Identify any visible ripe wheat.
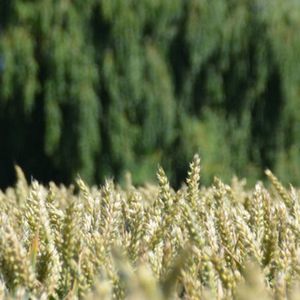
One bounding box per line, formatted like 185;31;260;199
0;156;300;299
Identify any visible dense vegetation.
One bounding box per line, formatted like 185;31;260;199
1;156;300;299
1;0;300;187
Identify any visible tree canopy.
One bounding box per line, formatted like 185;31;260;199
1;0;300;187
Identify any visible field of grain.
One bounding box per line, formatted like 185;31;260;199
0;156;300;299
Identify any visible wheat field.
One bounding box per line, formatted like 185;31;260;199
0;156;300;299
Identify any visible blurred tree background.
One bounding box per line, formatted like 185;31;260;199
1;0;300;188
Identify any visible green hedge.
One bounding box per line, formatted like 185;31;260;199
1;0;300;186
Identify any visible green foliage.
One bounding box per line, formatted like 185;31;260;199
1;0;300;186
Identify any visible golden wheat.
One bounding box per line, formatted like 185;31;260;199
0;157;299;299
